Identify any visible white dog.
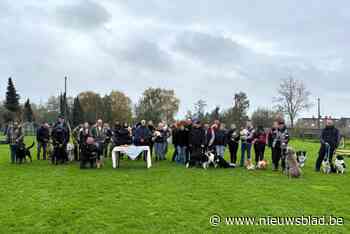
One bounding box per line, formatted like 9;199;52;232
321;159;332;174
66;143;75;162
335;155;346;174
245;159;255;170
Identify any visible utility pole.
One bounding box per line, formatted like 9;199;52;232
317;97;321;129
64;76;67;95
64;76;72;132
64;76;67;120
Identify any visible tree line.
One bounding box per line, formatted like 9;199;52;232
0;76;312;129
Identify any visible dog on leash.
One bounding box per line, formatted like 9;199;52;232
335;155;346;174
46;141;54;160
256;160;268;170
16;142;35;164
245;159;255;170
66;143;75;162
321;158;332;174
202;151;215;169
296;151;307;168
203;150;235;169
286;148;301;178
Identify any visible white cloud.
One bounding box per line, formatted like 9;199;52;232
1;0;350;118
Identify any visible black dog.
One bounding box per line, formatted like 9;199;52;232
16;142;35;164
212;154;236;168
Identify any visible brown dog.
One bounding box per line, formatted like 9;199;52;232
286;148;301;178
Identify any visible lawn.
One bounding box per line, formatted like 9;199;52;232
0;137;349;234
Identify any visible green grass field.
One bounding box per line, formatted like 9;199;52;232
0;137;349;234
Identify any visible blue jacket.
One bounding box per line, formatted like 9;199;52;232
134;126;151;145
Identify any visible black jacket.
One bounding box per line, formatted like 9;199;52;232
270;127;289;149
81;143;98;160
52;123;69;145
134;126;152;145
213;129;227;146
189;126;205;147
153;129;168;143
227;129;240;145
113;127;132;146
321;126;340;147
174;129;189;147
36;126;50;143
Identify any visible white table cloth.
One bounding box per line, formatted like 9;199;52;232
112;145;152;168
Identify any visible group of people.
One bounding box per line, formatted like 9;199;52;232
4;114;342;172
171;119;289;171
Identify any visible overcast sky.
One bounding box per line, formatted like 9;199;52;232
1;0;349;118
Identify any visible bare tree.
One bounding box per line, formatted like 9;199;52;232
274;76;312;128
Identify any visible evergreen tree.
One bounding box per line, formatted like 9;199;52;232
5;77;20;113
59;93;69;119
72;97;84;127
23;98;35;122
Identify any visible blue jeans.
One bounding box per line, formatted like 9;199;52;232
155;142;167;160
240;143;252;167
37;142;47;160
10;144;17;163
176;146;187;164
216;145;226;158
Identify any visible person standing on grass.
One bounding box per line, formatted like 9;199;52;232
240;121;254;167
252;125;267;166
52;116;70;164
209;122;228;158
203;123;210;149
227;124;240;164
111;122;122;148
110;122;132;160
134;120;152;160
91;119;107;168
175;121;189;164
171;123;179;162
153;122;168;160
148;121;155;157
36;122;50;160
103;123;113;158
268;120;289;171
189;120;206;161
267;121;278;169
72;124;83;161
185;119;193;163
315;118;340;172
7;121;24;163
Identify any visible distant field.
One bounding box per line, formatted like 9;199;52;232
0;137;349;233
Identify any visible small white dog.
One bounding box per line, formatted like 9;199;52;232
321;159;332;174
256;160;268;170
335;155;346;174
245;159;255;170
66;143;75;161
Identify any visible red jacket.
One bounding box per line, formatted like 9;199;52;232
253;132;267;145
